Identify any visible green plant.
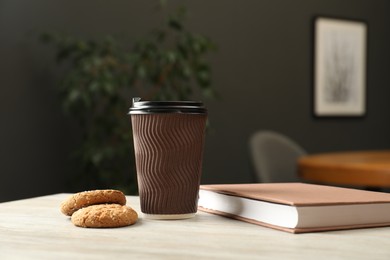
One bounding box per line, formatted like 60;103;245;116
41;5;216;194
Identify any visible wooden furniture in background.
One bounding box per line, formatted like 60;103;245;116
298;150;390;188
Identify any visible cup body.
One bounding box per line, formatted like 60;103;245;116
129;99;207;219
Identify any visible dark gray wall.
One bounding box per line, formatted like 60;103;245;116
1;0;390;201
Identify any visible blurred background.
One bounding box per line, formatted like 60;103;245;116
1;0;390;202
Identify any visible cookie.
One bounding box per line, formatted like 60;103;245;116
60;189;126;216
71;204;138;228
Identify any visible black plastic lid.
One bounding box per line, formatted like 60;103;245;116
128;97;207;115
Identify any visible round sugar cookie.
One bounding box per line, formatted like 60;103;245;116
71;204;138;228
60;189;126;216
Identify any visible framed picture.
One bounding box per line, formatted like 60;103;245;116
313;17;368;117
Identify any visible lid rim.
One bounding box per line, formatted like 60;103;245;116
129;98;207;115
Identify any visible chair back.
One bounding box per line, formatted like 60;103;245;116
249;131;306;183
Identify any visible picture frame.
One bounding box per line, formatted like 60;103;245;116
313;17;368;117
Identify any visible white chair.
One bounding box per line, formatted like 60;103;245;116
249;131;307;183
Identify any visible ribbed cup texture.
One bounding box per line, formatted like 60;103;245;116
131;114;207;215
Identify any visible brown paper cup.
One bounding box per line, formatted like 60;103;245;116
129;99;207;219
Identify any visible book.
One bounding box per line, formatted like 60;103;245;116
197;183;390;233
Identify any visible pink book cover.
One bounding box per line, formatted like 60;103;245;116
198;183;390;233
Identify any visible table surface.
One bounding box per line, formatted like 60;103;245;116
298;150;390;187
1;194;390;259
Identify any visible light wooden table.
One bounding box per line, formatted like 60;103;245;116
298;150;390;188
1;194;390;259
